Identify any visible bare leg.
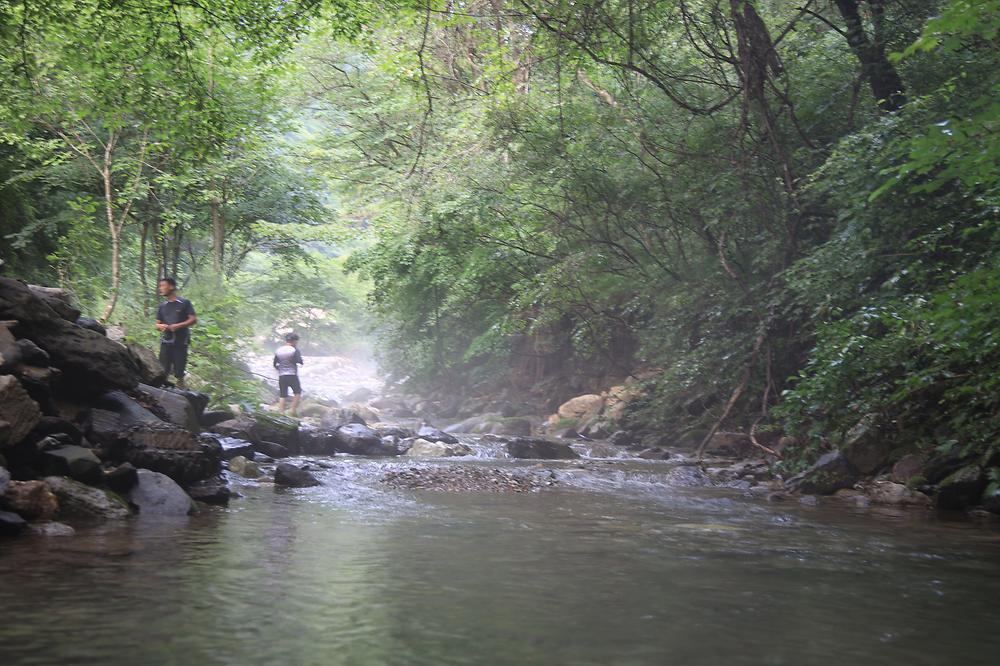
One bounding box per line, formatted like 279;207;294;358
289;395;300;417
278;397;286;414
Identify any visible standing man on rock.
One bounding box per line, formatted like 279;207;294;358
273;332;304;416
155;277;197;389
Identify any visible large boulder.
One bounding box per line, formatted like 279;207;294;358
43;476;131;520
505;437;580;460
299;428;338;455
94;390;161;428
417;425;459;445
210;416;256;441
120;425;221;486
138;384;199;432
333;423;400;456
274;462;321;488
321;407;368;430
249;412;300;451
27;285;80;322
127;469;196;516
83;408;125;449
0;279;140;392
404;438;473;457
557;394;604;421
214;436;256;461
936;465;987;510
841;414;893;474
3;479;59;520
0;375;42;448
125;341;167;387
255;441;290;459
785;450;858;495
866;481;932;507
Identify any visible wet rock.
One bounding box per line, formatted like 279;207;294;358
125;341;166;387
215;436;256;461
127;469;196;516
228;455;261;479
29;521;75;537
381;466;554;493
121;424;221;485
210;417;256;441
416;425;459;445
664;465;712;487
841;414;892;474
866;481;932;507
43;476;131;520
74;317;104;335
187;475;232;506
274;462;321;488
609;430;635;447
298;428;338;455
784;450;858;495
334;423;400;456
102;463;139;493
372;424;417;440
249;412;300;451
321;407;368;430
255;441;290;459
637;447;671;460
549;426;579;440
0;374;42;448
936;465;987;510
3;479;59;520
404;438;472;457
891;454;927;484
200;410;235;428
0;509;28;535
505;437;580;460
138;384;199;432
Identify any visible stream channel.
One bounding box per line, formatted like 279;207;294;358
1;358;999;665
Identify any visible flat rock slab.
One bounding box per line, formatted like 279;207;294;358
381;466;556;493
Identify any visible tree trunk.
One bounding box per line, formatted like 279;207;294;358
100;166;121;322
211;193;224;278
832;0;906;112
140;217;149;316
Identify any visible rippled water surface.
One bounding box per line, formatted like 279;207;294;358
2;453;1000;666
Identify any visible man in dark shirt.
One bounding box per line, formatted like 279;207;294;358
155;277;197;389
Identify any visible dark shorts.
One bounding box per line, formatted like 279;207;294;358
279;375;302;397
159;343;189;379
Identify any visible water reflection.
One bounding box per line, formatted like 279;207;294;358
1;463;999;665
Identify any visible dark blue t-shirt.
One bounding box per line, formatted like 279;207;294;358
156;297;196;346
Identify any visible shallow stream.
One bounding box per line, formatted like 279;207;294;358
2;447;999;665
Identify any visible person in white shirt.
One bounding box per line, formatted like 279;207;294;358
273;332;304;416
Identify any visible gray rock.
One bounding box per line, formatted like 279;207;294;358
249;412;300;451
228;455;261;479
665;465;711;487
255;441;290;459
867;481;932;507
417;425;459;445
102;463;139;493
298;428;338;455
505;437;580;460
15;338;49;366
0;375;42;448
187;475;232;506
43;476;131;520
936;465;987;510
0;509;28;535
334;423;400;456
84;408;124;448
29;521;76;537
74;316;105;334
890;454;926;484
26;284;80;321
274;462;321;488
609;430;634;446
28;416;84;446
138;383;199;432
0;466;9;496
343;387;375;403
41;445;102;484
200;410;235;428
94;390;161;428
404;438;472;457
215;436;255;461
121;424;221;485
127;469;196;516
210;417;256;441
126;342;167;387
785;450;858;495
841;414;892;474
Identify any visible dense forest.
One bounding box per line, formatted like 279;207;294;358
1;0;998;481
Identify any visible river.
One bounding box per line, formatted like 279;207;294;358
1;445;999;665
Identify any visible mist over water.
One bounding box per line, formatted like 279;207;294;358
246;353;383;404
